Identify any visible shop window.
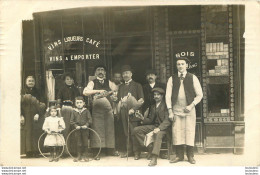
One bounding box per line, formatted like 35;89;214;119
111;36;152;84
112;8;150;33
168;6;201;31
42;15;63;70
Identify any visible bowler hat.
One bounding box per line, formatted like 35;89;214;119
145;69;157;76
121;65;132;73
176;57;190;63
152;87;165;94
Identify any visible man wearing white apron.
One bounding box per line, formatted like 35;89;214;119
166;57;203;164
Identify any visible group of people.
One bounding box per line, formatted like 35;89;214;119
20;57;203;166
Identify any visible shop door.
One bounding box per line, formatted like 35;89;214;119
111;36;152;85
171;35;204;150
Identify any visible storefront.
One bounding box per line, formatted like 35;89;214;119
21;5;245;153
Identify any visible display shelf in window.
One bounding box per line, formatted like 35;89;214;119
206;42;229;77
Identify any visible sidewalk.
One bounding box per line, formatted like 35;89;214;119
20;153;249;166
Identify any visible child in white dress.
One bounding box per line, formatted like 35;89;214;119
42;106;65;162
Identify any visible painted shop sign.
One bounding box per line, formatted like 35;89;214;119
45;36;102;62
175;51;198;69
172;36;201;76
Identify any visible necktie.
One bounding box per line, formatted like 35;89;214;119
180;73;184;80
99;80;104;84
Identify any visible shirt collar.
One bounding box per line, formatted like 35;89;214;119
125;79;132;84
74;108;87;113
97;77;105;81
178;71;187;77
156;101;161;108
149;82;155;88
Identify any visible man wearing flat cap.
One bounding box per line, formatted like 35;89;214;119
117;65;144;158
133;87;171;166
142;69;166;115
83;65;117;160
166;57;203;164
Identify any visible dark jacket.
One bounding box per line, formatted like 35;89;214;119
142;82;166;111
57;84;80;108
142;100;171;131
70;108;92;128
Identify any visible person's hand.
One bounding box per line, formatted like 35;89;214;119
168;109;175;122
81;125;88;129
34;114;39;121
76;126;81;130
121;96;128;103
129;109;135;115
184;104;193;113
57;108;61;112
20;115;25;125
153;128;160;134
110;95;118;102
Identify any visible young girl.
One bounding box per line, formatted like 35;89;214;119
42;106;66;162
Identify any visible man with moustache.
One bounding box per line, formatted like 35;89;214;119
143;69;166;114
117;65;144;158
83;65;117;160
133;87;171;166
166;57;203;164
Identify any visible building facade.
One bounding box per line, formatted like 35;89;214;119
22;5;245;153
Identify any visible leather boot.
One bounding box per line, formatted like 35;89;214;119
187;146;196;164
170;145;184;163
148;155;157;166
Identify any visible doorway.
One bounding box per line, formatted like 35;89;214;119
111;35;152;85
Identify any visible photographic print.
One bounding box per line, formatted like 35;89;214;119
0;0;260;169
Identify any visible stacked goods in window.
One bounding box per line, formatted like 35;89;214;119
206;42;229;76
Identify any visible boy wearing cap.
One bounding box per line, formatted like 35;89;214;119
142;69;166;114
133;87;171;166
166;57;203;164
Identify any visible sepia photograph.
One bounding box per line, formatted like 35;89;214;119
0;0;260;172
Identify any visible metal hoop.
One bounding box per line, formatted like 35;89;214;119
66;128;101;160
38;132;65;159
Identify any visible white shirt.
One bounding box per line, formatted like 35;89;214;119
150;82;155;88
83;78;118;96
165;71;203;109
125;79;132;85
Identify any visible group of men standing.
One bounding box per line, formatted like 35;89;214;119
82;57;203;166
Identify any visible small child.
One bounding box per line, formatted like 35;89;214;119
70;96;92;162
42;106;65;162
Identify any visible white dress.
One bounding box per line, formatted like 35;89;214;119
42;116;66;147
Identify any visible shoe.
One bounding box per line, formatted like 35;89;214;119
94;156;100;160
120;152;134;158
73;154;82;162
169;157;183;163
160;152;168;159
54;158;59;162
134;153;140;160
148;157;157;166
113;151;120;156
188;156;196;164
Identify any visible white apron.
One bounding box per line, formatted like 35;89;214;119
172;80;196;146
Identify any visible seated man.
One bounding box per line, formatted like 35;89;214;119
133;87;171;166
